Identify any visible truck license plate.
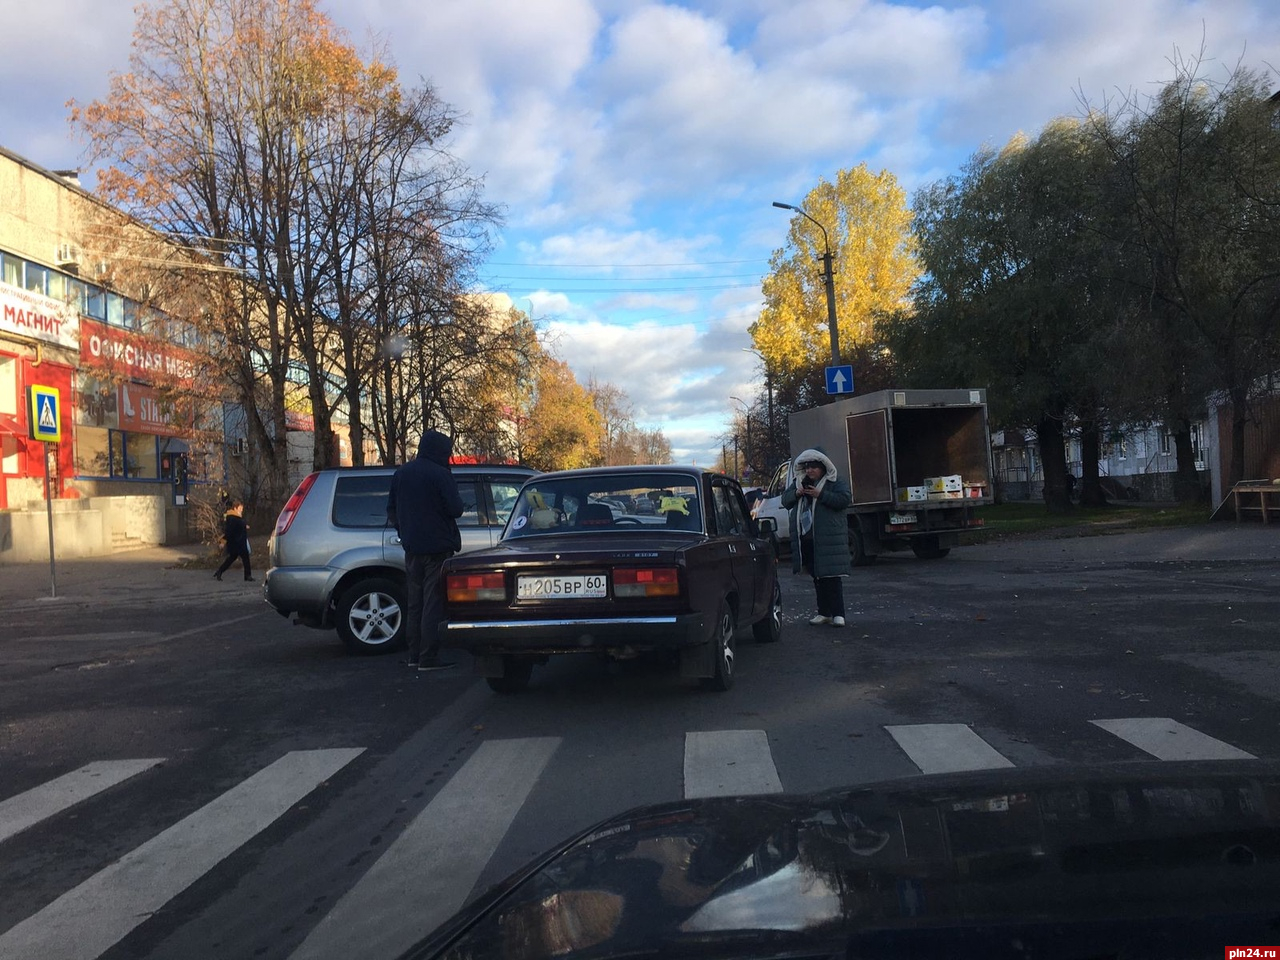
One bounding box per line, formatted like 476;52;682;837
888;513;918;525
517;574;608;599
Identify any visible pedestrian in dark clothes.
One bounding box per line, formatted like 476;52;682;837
387;429;464;671
214;501;253;581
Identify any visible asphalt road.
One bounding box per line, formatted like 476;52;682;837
1;523;1278;959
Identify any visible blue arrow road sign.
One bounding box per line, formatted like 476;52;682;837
825;365;854;395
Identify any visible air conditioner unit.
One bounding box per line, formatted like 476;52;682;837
55;242;79;266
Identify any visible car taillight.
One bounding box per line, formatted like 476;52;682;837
613;567;679;598
274;472;319;536
448;572;506;602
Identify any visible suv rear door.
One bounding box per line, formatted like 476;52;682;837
387;469;535;559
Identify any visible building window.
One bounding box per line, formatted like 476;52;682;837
0;354;16;416
24;263;47;295
85;284;106;320
75;426;120;476
1;253;19;287
106;292;125;326
46;271;65;303
1;434;16;475
1160;429;1172;455
66;278;86;314
74;427;162;479
126;432;159;478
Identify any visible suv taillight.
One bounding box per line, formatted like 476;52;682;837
275;472;319;536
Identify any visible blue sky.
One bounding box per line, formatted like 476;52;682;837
4;0;1279;468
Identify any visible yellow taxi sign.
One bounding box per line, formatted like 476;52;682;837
28;385;61;443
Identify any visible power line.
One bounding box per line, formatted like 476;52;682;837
483;281;762;294
482;272;765;281
484;258;769;268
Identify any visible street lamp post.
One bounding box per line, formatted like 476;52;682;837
772;201;839;366
742;348;774;469
729;395;752;481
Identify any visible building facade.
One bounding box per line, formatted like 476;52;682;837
0;146;227;560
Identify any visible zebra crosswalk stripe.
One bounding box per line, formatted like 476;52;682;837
0;759;165;845
287;737;561;960
684;730;783;798
0;748;364;960
1091;717;1257;761
886;723;1015;774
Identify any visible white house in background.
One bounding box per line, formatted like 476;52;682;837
992;420;1210;503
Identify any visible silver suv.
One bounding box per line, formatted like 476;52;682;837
263;464;537;653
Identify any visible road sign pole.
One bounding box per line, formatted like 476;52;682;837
43;443;57;598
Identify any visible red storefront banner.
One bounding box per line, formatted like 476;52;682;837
117;381;191;437
78;317;201;384
285;409;315;431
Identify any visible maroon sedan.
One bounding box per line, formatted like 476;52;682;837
440;465;782;693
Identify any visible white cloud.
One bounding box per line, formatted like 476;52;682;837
533;227;720;271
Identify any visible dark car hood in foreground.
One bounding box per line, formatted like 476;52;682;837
405;761;1280;960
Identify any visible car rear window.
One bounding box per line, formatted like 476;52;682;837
504;472;702;537
333;475;392;528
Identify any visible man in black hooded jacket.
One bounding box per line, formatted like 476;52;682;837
387;430;464;670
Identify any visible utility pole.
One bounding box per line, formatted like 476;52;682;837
773;201;839;365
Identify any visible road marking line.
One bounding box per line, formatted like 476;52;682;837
164;611;264;641
0;759;165;845
684;730;783;799
1091;718;1257;760
287;737;561;960
0;748;364;960
886;723;1015;774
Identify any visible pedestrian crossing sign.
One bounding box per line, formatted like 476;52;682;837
28;385;61;443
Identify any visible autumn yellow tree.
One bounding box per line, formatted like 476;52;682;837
752;164;919;379
522;359;603;471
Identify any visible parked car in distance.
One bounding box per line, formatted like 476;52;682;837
263;463;537;654
751;459;795;556
440;465;782;693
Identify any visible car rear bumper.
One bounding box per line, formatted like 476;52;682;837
441;613;707;655
263;566;336;624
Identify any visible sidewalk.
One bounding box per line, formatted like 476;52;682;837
3;544;264;613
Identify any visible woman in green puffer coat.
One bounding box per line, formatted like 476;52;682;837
781;447;852;626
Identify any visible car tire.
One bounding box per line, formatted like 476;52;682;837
335;578;405;654
910;536;951;560
702;601;736;692
752;579;782;644
486;656;533;694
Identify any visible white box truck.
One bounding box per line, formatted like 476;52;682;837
754;388;994;564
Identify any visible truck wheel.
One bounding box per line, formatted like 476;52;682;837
911;536;951;560
335;578;405;654
849;524;876;567
487;656;534;693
